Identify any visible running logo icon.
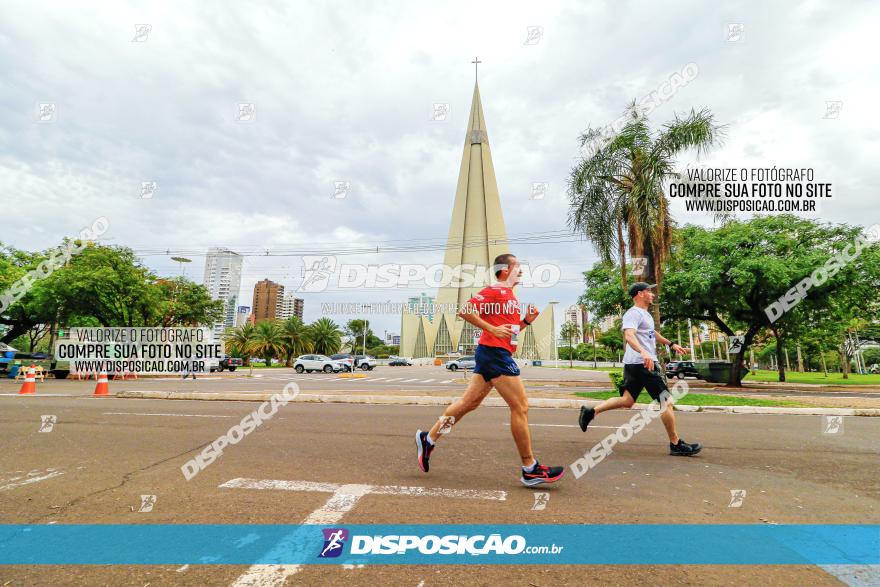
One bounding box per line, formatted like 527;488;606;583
299;256;337;293
319;528;349;558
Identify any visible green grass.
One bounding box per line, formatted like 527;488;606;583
744;370;880;386
538;365;620;372
573;390;805;407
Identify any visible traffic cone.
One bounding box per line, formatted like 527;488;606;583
93;370;110;396
18;366;37;395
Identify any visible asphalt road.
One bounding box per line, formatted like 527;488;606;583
4;366;878;400
1;389;878;586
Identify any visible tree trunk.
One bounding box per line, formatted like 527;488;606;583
772;328;786;383
820;347;828;377
727;330;755;388
592;328;598;368
796;343;804;372
841;339;850;379
617;221;628;293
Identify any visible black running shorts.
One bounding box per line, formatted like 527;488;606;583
620;363;668;401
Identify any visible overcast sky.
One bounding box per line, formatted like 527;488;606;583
2;0;877;336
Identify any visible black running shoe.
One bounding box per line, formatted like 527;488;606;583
415;430;434;472
670;439;703;456
521;462;565;487
578;406;595;432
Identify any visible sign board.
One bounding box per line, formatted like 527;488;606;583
631;257;648;276
473;329;482;342
728;336;745;355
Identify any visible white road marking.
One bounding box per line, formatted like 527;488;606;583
505;422;619;429
221;478;507;502
422;379;435;383
385;378;403;382
0;469;64;491
229;483;372;586
369;377;386;382
224;477;506;586
103;412;232;418
401;378;420;383
820;565;880;586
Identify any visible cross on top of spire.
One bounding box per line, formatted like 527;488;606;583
471;56;481;82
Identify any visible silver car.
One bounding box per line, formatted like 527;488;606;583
445;356;476;371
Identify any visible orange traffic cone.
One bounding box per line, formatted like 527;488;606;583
93;370;110;396
18;366;37;395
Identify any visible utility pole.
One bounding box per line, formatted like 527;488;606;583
688;319;696;361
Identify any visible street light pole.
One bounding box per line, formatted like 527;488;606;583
549;301;559;367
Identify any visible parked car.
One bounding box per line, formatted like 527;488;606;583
388;357;413;366
294;354;345;373
209;357;244;373
331;353;378;371
445;356;475;371
869;363;879;374
330;354;356;371
666;360;700;379
353;355;376;370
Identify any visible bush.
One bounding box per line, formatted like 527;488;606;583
609;370;624;391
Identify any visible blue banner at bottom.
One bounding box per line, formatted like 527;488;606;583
0;525;877;565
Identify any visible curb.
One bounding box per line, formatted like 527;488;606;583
112;391;880;416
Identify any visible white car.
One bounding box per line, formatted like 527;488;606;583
445;356;476;371
294;354;345;374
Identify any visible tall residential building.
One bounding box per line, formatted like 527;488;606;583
407;292;435;323
203;247;243;339
252;279;284;322
279;294;304;320
235;306;251;327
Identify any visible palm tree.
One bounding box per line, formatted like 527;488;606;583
568;101;724;323
225;323;256;375
560;321;581;368
279;316;312;366
309;317;343;356
250;320;285;367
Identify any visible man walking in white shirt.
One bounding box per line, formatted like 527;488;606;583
578;282;702;456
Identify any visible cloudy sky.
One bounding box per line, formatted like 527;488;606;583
2;0;877;336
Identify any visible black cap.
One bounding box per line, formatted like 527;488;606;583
628;282;656;297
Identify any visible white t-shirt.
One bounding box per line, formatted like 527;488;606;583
621;306;656;365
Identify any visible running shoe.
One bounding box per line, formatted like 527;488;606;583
521;462;565;487
670;439;703;456
415;429;434;472
578;406;595;432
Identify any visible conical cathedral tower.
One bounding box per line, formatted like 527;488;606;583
399;78;555;360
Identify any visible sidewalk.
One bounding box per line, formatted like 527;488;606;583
113;388;880;416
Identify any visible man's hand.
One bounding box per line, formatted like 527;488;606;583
524;304;539;324
641;350;655;372
489;324;514;339
671;343;690;356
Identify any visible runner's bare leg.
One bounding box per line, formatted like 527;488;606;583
593;390;636;414
659;400;680;444
427;374;493;442
492;375;534;466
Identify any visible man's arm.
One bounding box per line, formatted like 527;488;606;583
656;332;690;356
458;301;512;339
520;304;539;329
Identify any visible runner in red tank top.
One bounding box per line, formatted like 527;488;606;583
415;253;565;487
